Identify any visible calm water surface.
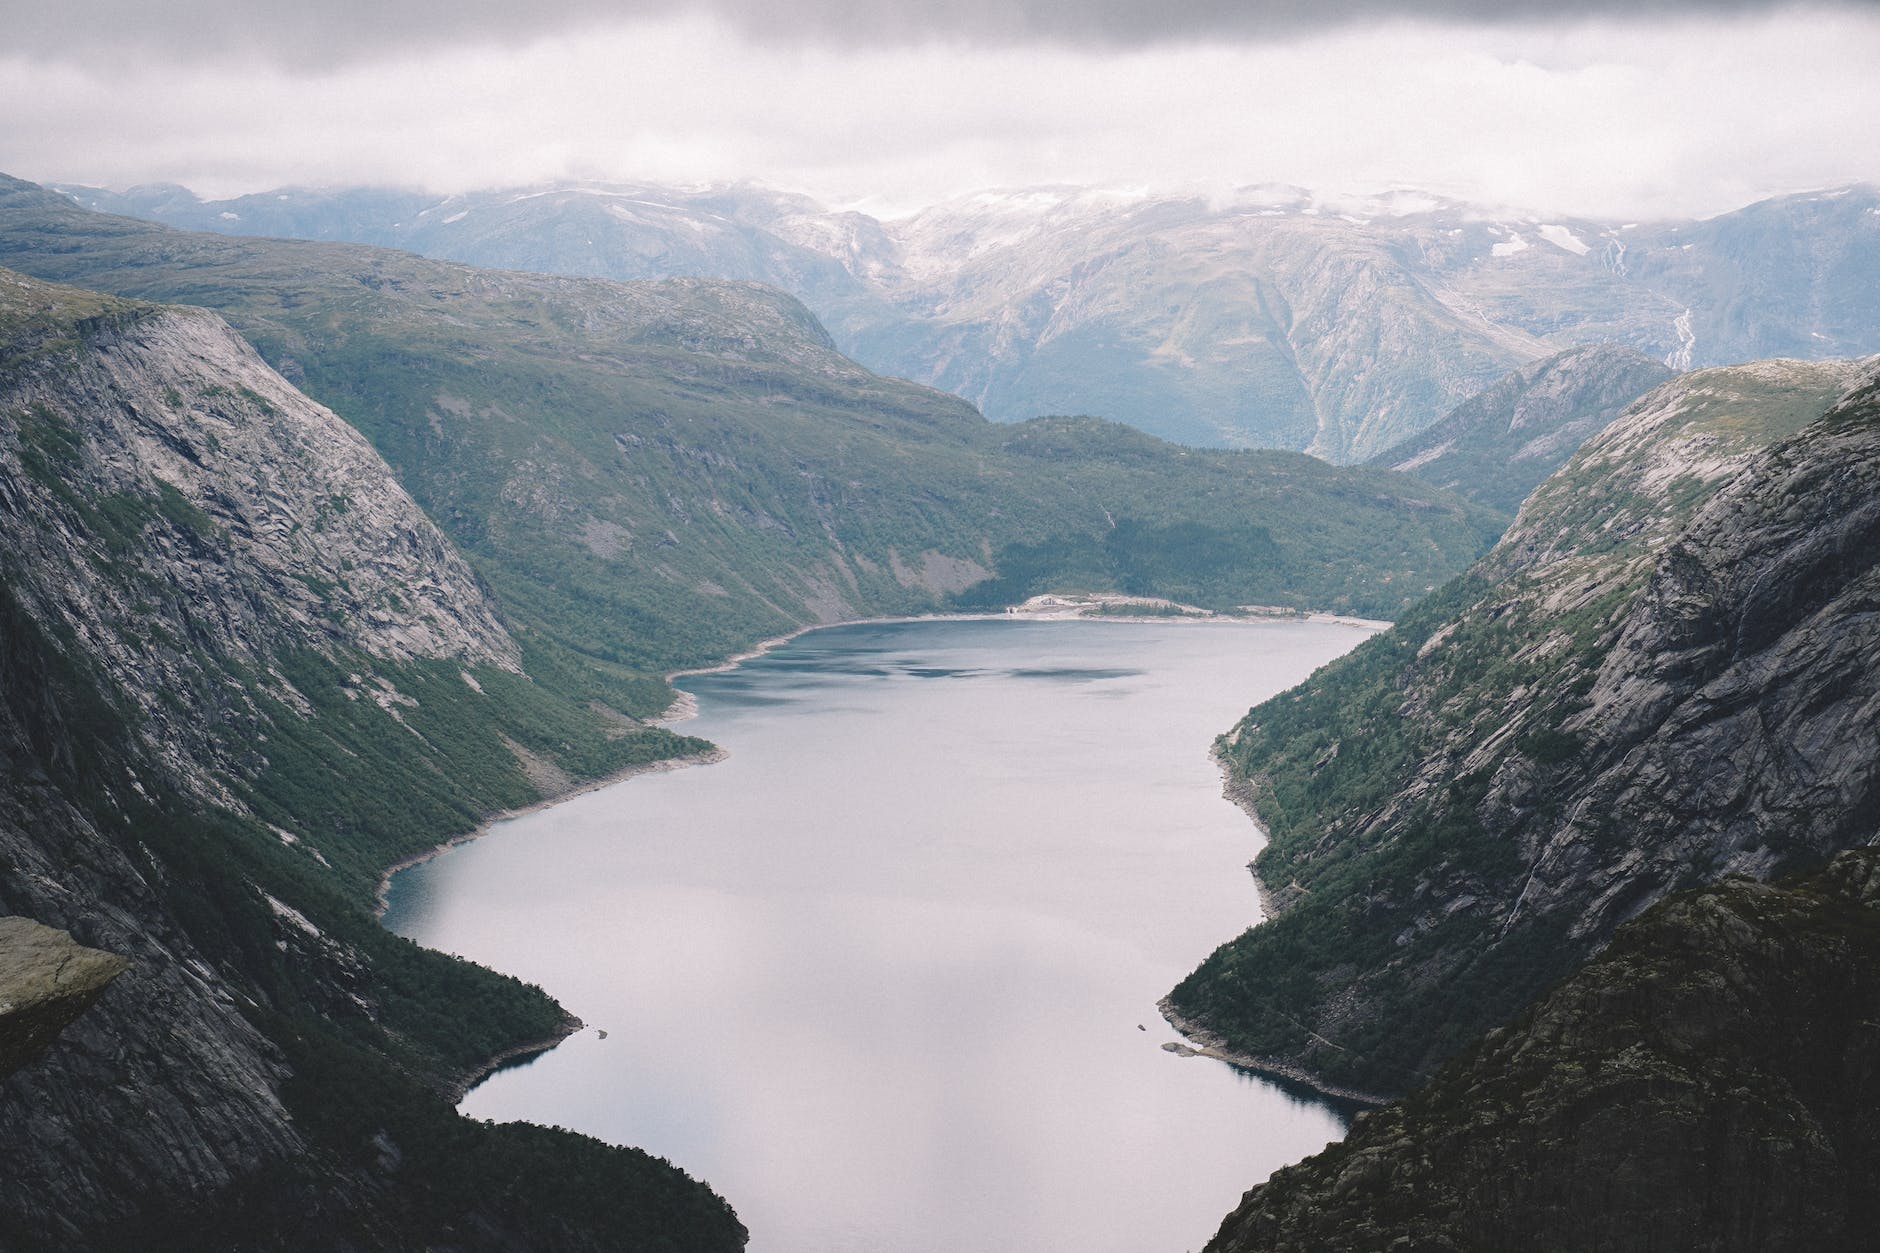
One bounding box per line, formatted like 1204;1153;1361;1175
384;618;1371;1252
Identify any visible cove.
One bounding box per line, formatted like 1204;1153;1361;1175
383;617;1372;1252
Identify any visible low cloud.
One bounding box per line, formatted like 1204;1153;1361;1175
4;0;1870;68
4;10;1877;220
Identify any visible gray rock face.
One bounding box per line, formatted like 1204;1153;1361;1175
0;270;636;1247
0;270;520;805
0;786;309;1247
0;917;127;1081
1513;371;1880;936
1173;357;1880;1095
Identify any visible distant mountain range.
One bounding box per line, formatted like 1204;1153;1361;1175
58;179;1880;460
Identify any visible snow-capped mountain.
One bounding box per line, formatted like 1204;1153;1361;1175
61;180;1880;461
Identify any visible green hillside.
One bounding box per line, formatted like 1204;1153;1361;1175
0;175;1503;717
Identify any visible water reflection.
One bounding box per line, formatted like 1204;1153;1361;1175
385;618;1373;1253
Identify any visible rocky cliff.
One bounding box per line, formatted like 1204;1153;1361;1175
0;918;128;1082
1170;356;1880;1095
1367;344;1674;513
1203;850;1880;1253
0;269;741;1249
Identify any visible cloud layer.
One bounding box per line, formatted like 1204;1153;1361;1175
2;6;1876;220
7;0;1873;66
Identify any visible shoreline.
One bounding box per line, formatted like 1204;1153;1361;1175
1151;652;1398;1111
1156;997;1391;1108
655;600;1385;723
384;600;1390;1104
373;746;729;919
1212;743;1291;922
443;1019;585;1104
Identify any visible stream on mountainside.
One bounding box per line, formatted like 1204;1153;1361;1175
383;617;1368;1253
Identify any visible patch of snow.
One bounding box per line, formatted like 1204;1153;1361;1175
1491;235;1530;257
442;209;469;224
1537;224;1590;256
219;212;240;221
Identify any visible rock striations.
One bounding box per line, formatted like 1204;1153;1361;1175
1171;356;1880;1097
0;269;742;1250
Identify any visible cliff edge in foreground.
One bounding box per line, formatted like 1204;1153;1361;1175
1205;850;1880;1253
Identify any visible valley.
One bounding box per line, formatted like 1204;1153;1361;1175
0;153;1876;1253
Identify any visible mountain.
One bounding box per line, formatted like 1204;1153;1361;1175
1167;355;1880;1096
1366;344;1675;513
0;173;1504;716
0;268;741;1248
59;180;1880;460
1203;850;1880;1253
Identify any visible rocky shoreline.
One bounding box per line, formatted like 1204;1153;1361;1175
1155;743;1395;1109
1157;997;1391;1108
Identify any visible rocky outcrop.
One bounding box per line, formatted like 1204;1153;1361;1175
0;269;519;810
1204;850;1880;1253
0;917;128;1081
1171;357;1880;1096
1368;344;1674;513
0;270;742;1250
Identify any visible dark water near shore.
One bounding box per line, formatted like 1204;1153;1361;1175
384;617;1371;1253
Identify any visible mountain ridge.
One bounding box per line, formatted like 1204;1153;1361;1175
1169;355;1880;1095
56;177;1880;459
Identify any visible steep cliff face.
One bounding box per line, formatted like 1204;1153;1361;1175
0;271;517;807
1170;357;1880;1095
1204;851;1880;1253
1368;344;1674;513
0;270;740;1249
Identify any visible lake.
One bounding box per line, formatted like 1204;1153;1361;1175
383;616;1372;1252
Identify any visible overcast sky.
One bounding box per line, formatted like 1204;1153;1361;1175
2;0;1876;218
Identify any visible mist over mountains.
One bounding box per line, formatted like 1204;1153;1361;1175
60;178;1880;461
